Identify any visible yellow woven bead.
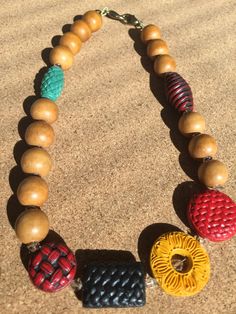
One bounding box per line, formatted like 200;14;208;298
150;232;210;296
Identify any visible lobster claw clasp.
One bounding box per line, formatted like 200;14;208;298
104;9;143;29
122;13;143;28
106;10;126;23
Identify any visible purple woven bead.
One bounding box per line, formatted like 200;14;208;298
165;72;194;112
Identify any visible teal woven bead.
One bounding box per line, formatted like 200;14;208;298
41;66;64;101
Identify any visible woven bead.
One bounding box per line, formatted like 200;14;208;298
83;263;146;308
28;242;76;292
165;72;194;112
41;66;64;101
188;189;236;242
150;232;210;296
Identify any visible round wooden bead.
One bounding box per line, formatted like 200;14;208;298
178;112;205;137
83;10;103;32
188;134;217;159
198;160;229;187
30;98;58;124
59;32;82;55
147;39;169;59
141;24;161;44
49;45;74;70
21;147;52;177
15;208;49;244
154;54;176;76
17;176;49;206
70;20;92;42
25;121;55;148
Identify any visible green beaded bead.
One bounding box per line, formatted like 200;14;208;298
41;66;64;101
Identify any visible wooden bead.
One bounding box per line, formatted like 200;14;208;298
59;32;82;55
141;24;161;44
178;112;206;137
70;20;92;42
49;45;74;70
21;147;52;177
30;98;58;124
147;39;169;59
198;160;228;187
188;134;217;159
154;54;176;75
17;176;49;206
83;10;103;32
25;121;55;148
15;208;49;244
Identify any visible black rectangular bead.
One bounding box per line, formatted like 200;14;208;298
82;262;146;308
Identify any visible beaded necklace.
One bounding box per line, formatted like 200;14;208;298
13;8;236;308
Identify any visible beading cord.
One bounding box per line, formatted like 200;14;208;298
12;8;236;307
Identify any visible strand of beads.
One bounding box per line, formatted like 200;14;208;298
141;23;229;189
15;10;102;245
12;9;236;299
140;24;236;246
14;11;103;293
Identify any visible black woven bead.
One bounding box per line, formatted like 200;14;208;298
165;72;194;112
82;263;146;308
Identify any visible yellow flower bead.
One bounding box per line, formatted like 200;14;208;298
150;232;210;296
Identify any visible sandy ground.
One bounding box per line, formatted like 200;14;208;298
0;0;235;313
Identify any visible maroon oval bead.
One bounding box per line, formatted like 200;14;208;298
165;72;194;112
28;242;76;292
188;189;236;242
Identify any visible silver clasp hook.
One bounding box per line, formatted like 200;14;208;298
99;8;144;29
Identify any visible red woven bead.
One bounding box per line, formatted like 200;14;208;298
188;189;236;242
28;242;76;292
165;72;194;112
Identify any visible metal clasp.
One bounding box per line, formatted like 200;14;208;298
99;8;144;29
